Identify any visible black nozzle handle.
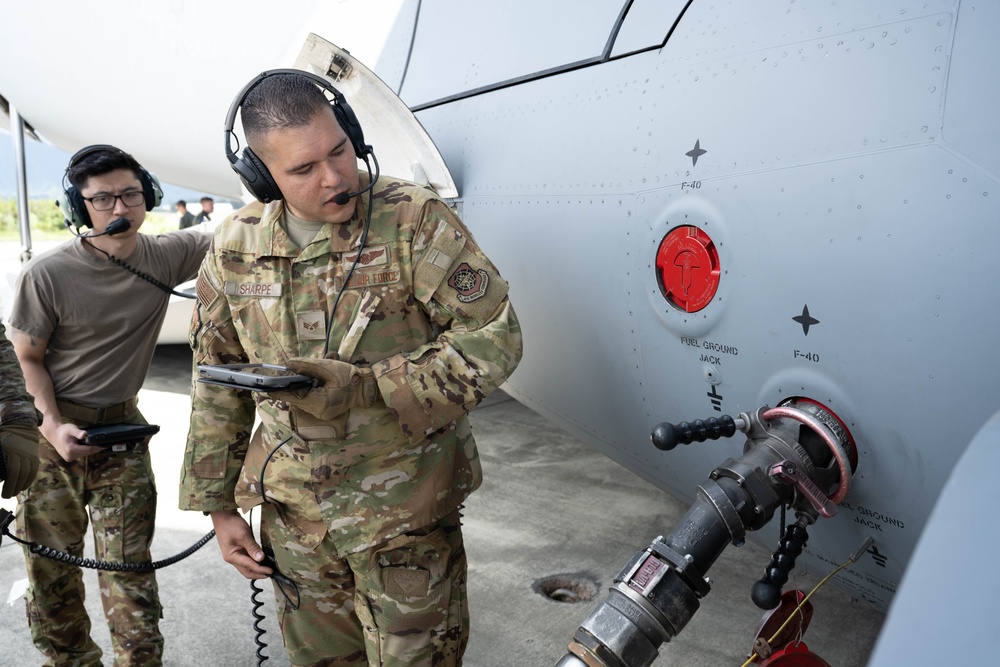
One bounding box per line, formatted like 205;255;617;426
651;415;739;451
752;521;809;609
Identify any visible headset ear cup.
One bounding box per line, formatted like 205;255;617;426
58;187;91;229
333;102;369;159
236;146;283;203
142;171;164;210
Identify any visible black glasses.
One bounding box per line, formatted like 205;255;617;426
82;191;145;211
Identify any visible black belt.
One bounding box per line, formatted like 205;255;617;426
56;397;139;425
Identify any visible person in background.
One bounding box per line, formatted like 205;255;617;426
176;199;195;229
193;196;213;224
9;144;211;666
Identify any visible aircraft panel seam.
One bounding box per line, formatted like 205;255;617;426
411;6;945;117
601;0;635;59
935;142;1000;186
397;0;421;97
661;12;956;70
937;3;974;176
409;0;696;114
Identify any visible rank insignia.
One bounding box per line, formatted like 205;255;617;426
296;310;327;340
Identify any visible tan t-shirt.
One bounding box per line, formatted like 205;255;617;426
10;229;211;407
282;208;325;249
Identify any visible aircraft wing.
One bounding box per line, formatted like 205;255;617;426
0;0;418;198
866;410;1000;665
0;94;40;140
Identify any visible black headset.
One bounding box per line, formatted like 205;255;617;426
57;144;163;231
224;69;372;203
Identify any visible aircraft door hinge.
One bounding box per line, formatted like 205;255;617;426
327;53;353;82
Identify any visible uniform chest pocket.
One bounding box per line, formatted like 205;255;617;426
336;290;382;361
232;298;292;364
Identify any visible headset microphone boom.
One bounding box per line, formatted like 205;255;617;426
89;217;130;238
332;151;380;206
102;217;130;235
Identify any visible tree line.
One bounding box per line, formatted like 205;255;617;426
0;197;174;240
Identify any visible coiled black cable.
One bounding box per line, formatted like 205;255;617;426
249;435;301;666
250;578;270;664
0;509;215;572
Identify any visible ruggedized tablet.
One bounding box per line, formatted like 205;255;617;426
196;363;316;392
82;423;161;452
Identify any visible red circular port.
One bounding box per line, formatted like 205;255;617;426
655;226;720;312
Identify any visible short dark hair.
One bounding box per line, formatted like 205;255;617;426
241;73;331;150
200;196;213;203
67;147;144;191
176;200;187;207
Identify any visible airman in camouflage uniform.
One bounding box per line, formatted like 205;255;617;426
181;72;522;666
0;322;40;499
8;145;211;666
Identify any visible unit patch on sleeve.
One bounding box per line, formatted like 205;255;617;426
447;262;489;302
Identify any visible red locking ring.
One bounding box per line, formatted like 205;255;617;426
655;225;721;312
762;404;853;505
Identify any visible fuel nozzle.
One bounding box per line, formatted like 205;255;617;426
554;400;859;666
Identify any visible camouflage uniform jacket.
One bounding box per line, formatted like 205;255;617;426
181;175;522;554
0;322;36;425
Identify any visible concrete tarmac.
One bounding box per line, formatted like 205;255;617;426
0;344;884;666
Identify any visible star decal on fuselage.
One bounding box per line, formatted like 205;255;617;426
686;139;707;167
793;304;820;335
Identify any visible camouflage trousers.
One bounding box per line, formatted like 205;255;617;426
262;505;470;667
15;401;162;667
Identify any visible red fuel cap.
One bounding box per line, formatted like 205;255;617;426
759;643;832;666
655;226;720;312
